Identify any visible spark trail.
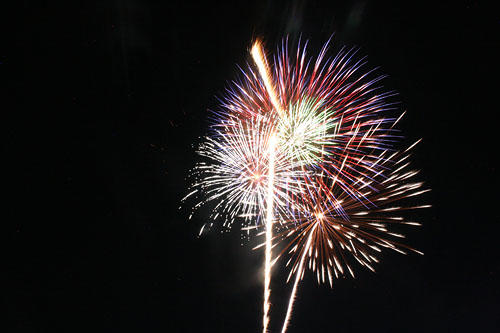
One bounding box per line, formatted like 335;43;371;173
251;40;284;117
251;39;282;333
263;133;277;332
281;222;317;333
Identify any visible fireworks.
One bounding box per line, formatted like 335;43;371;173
184;37;428;332
277;97;336;166
278;148;429;333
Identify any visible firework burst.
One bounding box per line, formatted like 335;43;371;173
277;145;429;332
184;36;429;333
185;113;307;231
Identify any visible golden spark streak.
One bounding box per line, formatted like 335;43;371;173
251;39;283;333
263;133;277;333
251;39;284;117
281;223;318;333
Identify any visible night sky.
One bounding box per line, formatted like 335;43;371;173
5;1;500;332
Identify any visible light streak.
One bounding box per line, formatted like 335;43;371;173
252;39;282;333
281;223;317;333
251;39;284;117
263;133;277;333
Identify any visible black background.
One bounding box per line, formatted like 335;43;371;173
4;1;500;332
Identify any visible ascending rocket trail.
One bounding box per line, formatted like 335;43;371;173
251;39;282;333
